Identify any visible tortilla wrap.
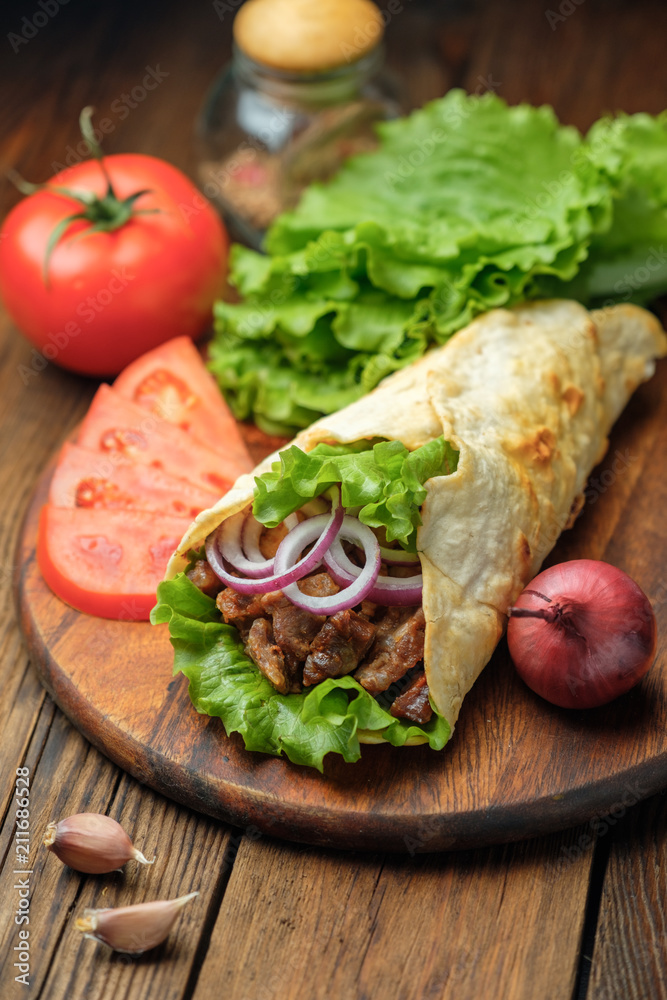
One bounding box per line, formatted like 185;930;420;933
166;300;666;735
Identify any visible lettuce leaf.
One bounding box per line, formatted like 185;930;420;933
253;436;457;550
552;111;667;305
210;90;616;432
210;92;667;433
152;574;450;771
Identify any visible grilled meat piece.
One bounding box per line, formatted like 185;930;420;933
304;609;376;686
216;587;266;627
257;511;304;558
246;618;291;695
354;607;425;693
359;599;378;620
299;572;340;599
352;606;414;686
376;605;415;636
258;521;290;559
186;559;223;599
389;671;432;724
216;566;427;709
261;592;322;666
261;573;339;668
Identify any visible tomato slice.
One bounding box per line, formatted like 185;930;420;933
112;336;250;467
77;385;250;495
49;442;219;519
38;505;191;620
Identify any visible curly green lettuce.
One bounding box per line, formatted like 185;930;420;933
253;435;458;551
551;110;667;305
210;93;667;433
151;575;450;771
210;90;616;432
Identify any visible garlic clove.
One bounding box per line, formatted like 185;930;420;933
75;892;198;954
43;813;156;874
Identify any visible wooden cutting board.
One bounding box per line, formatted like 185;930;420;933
14;369;667;853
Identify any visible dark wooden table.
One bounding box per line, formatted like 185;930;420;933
1;1;667;997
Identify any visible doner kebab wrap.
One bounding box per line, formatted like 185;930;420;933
154;300;666;769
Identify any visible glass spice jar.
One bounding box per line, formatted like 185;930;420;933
196;0;403;249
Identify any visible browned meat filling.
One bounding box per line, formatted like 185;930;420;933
217;589;266;635
262;574;339;668
354;607;425;693
258;521;291;558
192;564;430;723
246;618;293;695
389;671;432;724
186;559;223;599
304;609;376;685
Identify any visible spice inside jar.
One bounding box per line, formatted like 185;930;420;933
196;0;402;248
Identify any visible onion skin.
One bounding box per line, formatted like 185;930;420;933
508;560;657;710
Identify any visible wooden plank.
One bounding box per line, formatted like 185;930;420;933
0;327;93;831
191;827;592;1000
587;793;667;999
462;0;667;130
0;707;235;1000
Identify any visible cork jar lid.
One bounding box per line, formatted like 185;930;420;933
233;0;384;73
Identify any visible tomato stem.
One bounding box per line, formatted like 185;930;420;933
6;168;41;197
9;107;162;286
79;106;117;198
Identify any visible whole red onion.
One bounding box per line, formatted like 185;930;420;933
508;560;657;709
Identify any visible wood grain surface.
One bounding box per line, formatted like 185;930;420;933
14;357;667;851
2;1;667;998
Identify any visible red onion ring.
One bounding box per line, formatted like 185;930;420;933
239;511;299;571
240;514;269;565
280;516;381;615
218;511;274;579
205;491;343;594
325;536;423;605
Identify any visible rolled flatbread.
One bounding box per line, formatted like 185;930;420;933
167;300;666;734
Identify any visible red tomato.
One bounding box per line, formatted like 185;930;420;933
77;384;248;494
37;505;191;619
49;442;219;519
0;154;228;376
112;336;250;467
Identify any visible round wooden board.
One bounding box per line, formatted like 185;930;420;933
14;370;667;853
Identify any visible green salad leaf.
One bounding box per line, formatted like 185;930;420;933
253;436;457;551
552;111;667;305
210;91;667;433
209;90;617;432
152;574;450;772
